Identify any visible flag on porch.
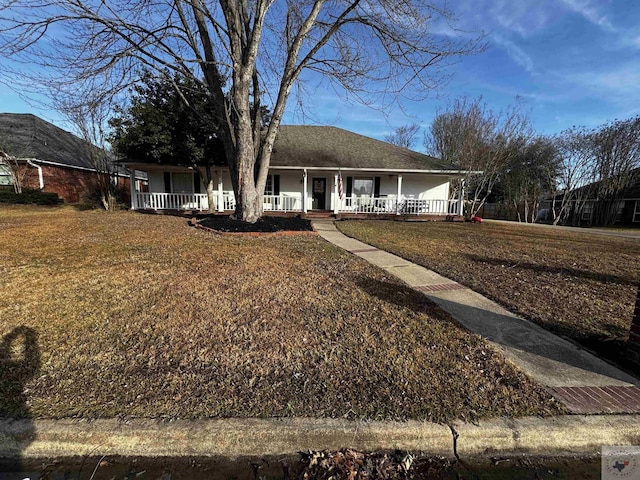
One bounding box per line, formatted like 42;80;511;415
338;171;344;201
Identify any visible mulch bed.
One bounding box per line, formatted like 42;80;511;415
196;214;313;233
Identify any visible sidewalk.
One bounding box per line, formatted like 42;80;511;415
313;220;640;415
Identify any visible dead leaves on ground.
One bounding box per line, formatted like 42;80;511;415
336;220;640;343
1;206;561;420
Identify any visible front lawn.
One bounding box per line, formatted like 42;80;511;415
335;219;640;357
0;206;561;421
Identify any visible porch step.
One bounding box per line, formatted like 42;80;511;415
302;211;336;219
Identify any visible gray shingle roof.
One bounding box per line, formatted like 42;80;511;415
271;126;458;171
0;113;97;169
1;114;458;173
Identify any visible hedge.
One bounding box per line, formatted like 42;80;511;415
0;189;61;205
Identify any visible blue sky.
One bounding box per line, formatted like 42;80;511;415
2;0;639;150
284;0;640;147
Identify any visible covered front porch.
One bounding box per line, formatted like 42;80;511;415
127;166;464;216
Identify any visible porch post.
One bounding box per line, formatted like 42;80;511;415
458;180;465;216
333;173;339;214
217;171;224;212
129;168;136;210
396;175;403;215
302;169;308;213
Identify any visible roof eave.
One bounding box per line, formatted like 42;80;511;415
265;166;473;175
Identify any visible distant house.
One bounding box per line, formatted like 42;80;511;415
543;169;640;227
122;125;467;216
0;113;144;203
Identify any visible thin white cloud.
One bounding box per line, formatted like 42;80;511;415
491;33;535;73
451;0;556;37
560;61;640;106
616;31;640;50
559;0;614;30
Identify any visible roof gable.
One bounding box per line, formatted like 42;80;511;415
0;113;97;169
271;126;456;171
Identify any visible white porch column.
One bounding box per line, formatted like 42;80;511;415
217;171;224;212
129;168;137;210
458;180;465;216
302;169;308;213
396;175;403;215
333;173;339;214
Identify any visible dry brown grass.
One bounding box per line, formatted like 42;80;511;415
0;206;562;421
336;219;640;350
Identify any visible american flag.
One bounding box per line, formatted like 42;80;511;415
338;171;344;201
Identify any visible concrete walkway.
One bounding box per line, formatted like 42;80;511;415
313;220;640;415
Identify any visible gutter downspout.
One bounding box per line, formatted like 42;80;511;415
26;159;44;190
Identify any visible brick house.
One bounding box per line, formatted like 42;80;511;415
0;113;142;203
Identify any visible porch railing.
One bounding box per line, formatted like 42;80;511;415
263;194;302;212
342;196;397;214
133;192;461;216
340;196;461;215
134;192;209;210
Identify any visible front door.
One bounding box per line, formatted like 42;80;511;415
312;177;327;210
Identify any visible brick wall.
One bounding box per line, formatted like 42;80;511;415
41;164;100;203
626;283;640;366
18;162;131;205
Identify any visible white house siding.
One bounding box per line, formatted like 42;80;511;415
401;174;450;200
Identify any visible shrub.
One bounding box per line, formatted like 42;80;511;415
79;182;129;210
0;188;61;205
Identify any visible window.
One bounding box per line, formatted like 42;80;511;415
614;201;625;223
172;172;193;194
634;201;640;223
264;174;279;196
0;164;13;186
581;202;593;221
265;175;273;195
353;177;374;196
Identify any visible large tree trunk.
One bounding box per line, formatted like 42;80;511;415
202;166;215;214
230;113;264;223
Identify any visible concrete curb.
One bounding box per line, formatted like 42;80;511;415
1;416;639;459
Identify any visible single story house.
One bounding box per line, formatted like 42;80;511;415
123;126;467;216
0;113;145;203
541;169;640;227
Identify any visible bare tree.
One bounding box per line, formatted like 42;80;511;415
589;116;640;225
384;123;420;149
55;95;122;211
502;136;559;223
552;127;597;225
1;0;482;222
0;137;31;194
424;97;531;218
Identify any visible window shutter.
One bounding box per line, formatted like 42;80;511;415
346;176;353;197
164;172;171;193
274;174;280;195
374;176;381;197
193;171;201;194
